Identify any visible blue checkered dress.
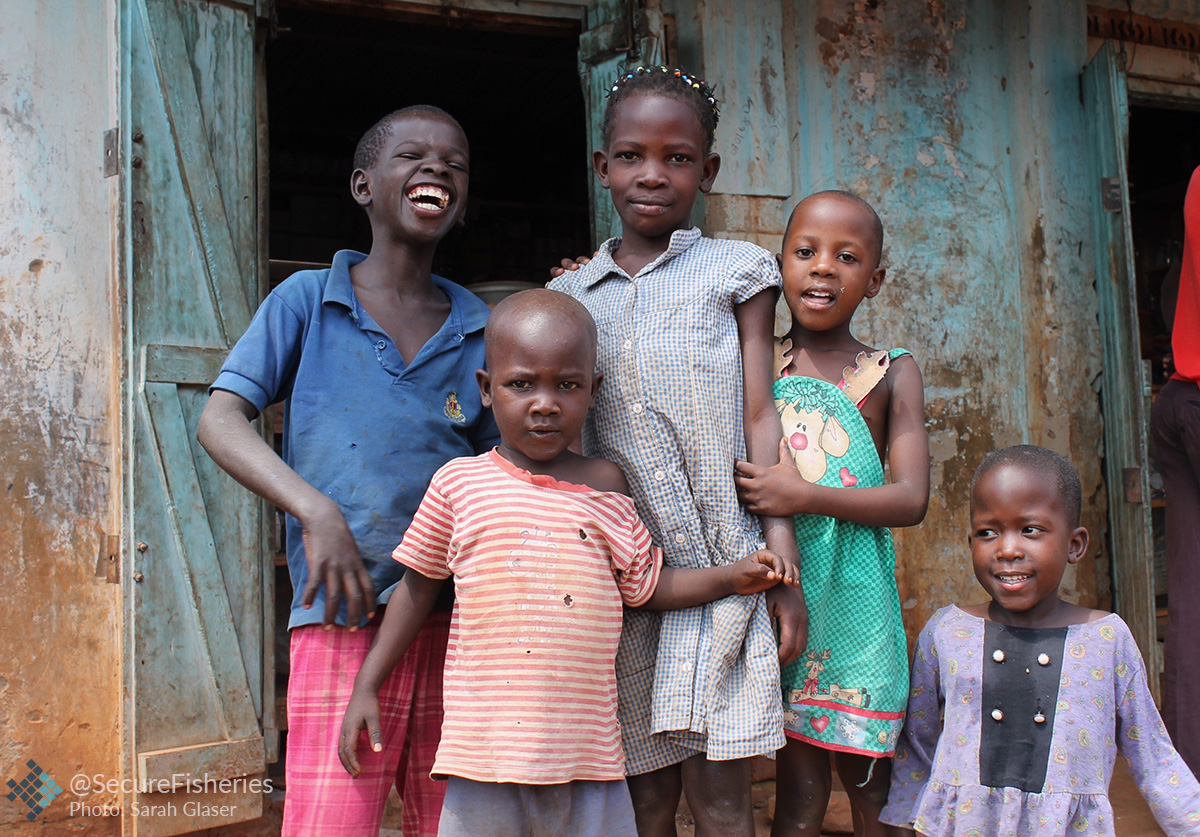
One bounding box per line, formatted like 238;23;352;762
550;228;786;771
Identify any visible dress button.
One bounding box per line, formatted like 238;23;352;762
631;403;644;414
674;533;687;545
991;708;1004;722
654;470;666;481
1038;653;1051;666
623;340;632;350
992;649;1005;663
376;340;386;350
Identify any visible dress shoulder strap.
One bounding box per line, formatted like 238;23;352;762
840;349;893;407
775;337;794;380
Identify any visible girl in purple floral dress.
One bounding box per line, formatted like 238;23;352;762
882;445;1200;836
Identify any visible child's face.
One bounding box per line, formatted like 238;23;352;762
351;113;469;244
477;317;600;467
594;93;719;246
778;195;884;333
969;463;1089;622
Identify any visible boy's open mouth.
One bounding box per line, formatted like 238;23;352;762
801;289;837;309
407;185;451;211
995;572;1032;587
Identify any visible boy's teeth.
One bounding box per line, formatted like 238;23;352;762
407;185;450;209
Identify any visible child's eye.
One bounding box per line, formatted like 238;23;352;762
615;151;639;161
975;528;997;538
447;160;468;172
1022;526;1043;536
508;380;531;390
796;248;814;258
669;154;692;164
837;252;858;263
559;381;580;391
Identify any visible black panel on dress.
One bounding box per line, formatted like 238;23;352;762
979;621;1067;792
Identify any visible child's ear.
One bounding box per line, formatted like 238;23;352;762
775;252;784;270
865;267;886;299
350;168;372;208
698;152;721;194
476;369;493;408
593;149;611;189
1066;526;1089;565
589;372;604;404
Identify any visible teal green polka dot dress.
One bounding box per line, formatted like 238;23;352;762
774;344;910;756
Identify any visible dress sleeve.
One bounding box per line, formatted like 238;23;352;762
608;502;664;608
726;242;782;305
210;287;305;412
881;614;945;828
392;477;455;580
1112;620;1200;835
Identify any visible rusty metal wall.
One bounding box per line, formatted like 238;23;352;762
681;0;1110;639
0;2;122;834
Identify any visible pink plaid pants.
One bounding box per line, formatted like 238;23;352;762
283;610;450;837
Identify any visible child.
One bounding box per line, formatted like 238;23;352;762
197;106;494;837
337;289;798;836
880;445;1200;836
548;65;807;836
733;190;930;836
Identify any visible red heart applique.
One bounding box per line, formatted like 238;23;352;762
810;715;831;733
839;467;858;487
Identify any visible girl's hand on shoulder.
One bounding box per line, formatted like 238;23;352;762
548;253;593;279
734;438;811;517
728;549;801;595
338;685;382;778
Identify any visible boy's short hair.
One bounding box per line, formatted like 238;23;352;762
786;190;885;266
485;289;597;367
970;445;1082;527
352;105;465;171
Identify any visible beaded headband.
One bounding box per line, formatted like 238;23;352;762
608;65;720;127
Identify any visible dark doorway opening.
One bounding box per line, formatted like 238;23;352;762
262;3;590;804
1127;102;1200;651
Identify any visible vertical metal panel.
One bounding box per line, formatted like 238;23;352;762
676;0;1110;639
1082;42;1159;688
0;2;123;832
123;0;268;831
686;0;792;197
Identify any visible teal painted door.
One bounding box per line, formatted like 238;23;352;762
578;0;665;247
122;0;272;832
1082;42;1159;694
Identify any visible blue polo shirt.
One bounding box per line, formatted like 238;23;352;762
211;249;499;629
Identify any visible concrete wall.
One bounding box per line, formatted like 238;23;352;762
0;2;122;833
678;0;1111;638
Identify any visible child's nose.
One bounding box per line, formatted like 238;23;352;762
637;160;668;186
530;391;560;414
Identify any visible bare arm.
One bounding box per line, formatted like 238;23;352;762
338;570;444;775
641;550;798;611
197;389;376;627
735;356;929;528
736;289;808;665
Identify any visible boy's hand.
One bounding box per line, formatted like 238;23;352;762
729;549;800;595
338;685;382;777
548;253;593;279
301;501;377;629
766;583;808;666
734;438;812;517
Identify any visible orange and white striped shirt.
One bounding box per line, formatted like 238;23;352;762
394;450;663;783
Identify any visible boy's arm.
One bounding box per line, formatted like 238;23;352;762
735;356;930;529
640;550;797;611
198;390;376;628
736;288;808;665
338;569;444;776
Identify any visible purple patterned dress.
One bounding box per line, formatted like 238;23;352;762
881;605;1200;836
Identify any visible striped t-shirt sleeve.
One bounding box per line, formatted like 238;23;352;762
610;507;663;607
393;479;454;579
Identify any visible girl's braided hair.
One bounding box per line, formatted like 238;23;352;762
601;66;720;152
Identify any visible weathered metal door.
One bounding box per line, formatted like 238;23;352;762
121;0;272;832
578;0;666;246
1082;42;1159;693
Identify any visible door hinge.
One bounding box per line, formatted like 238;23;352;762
1122;467;1143;504
95;533;120;582
1101;176;1122;212
104;128;119;178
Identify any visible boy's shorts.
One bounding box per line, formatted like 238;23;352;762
437;776;637;837
282;609;450;837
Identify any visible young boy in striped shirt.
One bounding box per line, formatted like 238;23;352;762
338;288;798;836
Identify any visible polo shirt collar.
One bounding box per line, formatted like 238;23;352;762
321;249;489;335
582;227;703;288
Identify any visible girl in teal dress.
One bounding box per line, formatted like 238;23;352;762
736;191;930;837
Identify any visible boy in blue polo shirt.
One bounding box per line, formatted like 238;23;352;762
197;105;496;837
